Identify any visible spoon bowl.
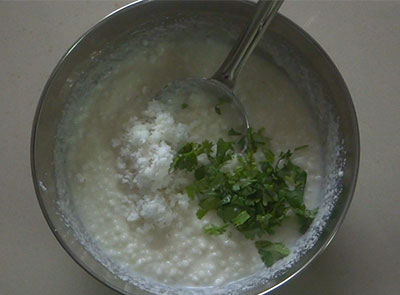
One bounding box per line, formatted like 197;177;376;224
156;77;250;131
155;0;283;137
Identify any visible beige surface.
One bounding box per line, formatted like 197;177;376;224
1;1;399;294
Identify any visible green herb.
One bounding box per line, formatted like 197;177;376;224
228;128;242;136
237;127;271;152
181;103;188;109
170;140;213;172
169;128;317;267
247;127;271;152
294;144;309;151
255;240;290;267
215;138;233;165
296;207;318;233
231;211;251;226
214;96;231;115
203;223;229;235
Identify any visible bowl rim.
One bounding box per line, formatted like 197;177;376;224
31;1;360;294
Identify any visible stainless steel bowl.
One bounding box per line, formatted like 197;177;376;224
31;1;359;294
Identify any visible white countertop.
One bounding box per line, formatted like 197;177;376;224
1;1;399;294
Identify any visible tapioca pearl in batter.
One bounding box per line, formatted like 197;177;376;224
178;259;191;268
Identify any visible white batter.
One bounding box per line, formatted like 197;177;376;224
56;26;324;287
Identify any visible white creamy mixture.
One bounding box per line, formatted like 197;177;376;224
57;27;324;287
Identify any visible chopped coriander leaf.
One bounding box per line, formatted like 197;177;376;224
169;128;316;267
255;240;290;267
181;103;188;109
294;144;309;151
214;96;231;115
263;149;275;163
194;166;207;180
203;223;229;235
199;197;222;212
215;138;234;165
251;127;270;145
170;141;215;172
196;208;207;219
294;207;318;233
217;205;241;223
239;127;271;153
169;143;198;172
254;128;269;145
185;184;197;200
231;211;251;226
201;140;213;158
228;128;242;136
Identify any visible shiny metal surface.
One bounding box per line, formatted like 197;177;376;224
31;1;359;295
155;77;251;132
157;0;283;139
213;0;283;88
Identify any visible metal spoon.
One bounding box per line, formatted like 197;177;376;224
157;0;283;133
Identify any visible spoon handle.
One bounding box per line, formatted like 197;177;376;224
212;0;283;88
